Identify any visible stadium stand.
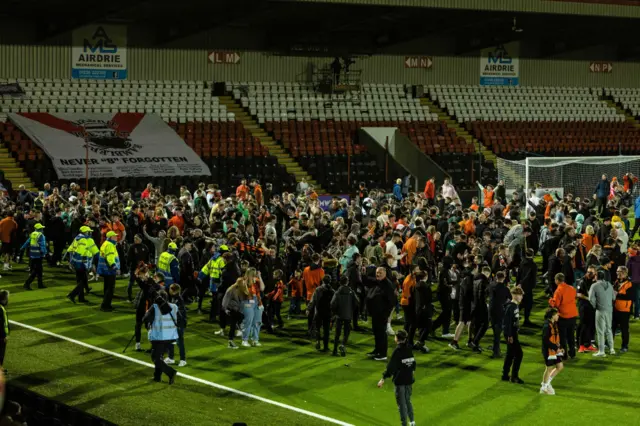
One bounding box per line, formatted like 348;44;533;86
426;85;640;159
226;81;495;192
0;79;297;193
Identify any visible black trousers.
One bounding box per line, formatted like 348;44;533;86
352;303;360;330
372;314;388;357
595;197;607;216
316;315;331;349
432;294;452;335
102;275;116;309
69;269;88;302
307;308;315;332
0;340;6;366
227;310;244;341
196;280;208;311
491;319;503;354
268;301;283;327
415;313;432;345
151;341;176;381
209;291;218;322
334;319;351;351
403;305;416;345
217;293;227;329
612;310;631;349
24;258;44;288
471;311;489;347
502;337;523;378
578;304;595;347
522;290;534;321
50;239;65;265
558;316;577;358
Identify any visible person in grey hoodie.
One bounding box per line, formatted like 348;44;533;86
588;270;616;357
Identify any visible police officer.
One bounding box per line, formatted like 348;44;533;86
142;290;178;384
67;225;99;303
97;231;120;312
157;242;180;288
198;245;228;319
21;223;47;290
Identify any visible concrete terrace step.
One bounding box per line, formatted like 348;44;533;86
222;95;322;190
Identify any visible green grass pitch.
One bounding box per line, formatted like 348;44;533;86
3;263;640;426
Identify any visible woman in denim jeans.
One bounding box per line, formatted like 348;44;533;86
242;268;265;347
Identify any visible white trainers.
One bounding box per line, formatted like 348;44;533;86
442;333;455;339
164;358;175;365
593;352;607;357
547;384;555;395
251;341;262;347
396;313;403;320
241;340;251;347
386;325;395;336
178;360;187;367
410;422;415;426
135;343;141;351
214;329;224;336
610;349;616;355
236;330;243;337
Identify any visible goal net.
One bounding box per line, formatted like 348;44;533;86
497;156;640;201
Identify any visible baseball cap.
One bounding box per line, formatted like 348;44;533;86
34;223;45;230
168;242;178;250
80;226;92;233
106;231;118;238
220;245;229;252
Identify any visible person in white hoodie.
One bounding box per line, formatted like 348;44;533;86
588;270;616;357
441;178;459;201
614;222;628;254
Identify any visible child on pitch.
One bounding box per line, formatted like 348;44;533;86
541;308;564;395
288;269;303;318
378;329;416;426
266;269;285;329
166;283;187;367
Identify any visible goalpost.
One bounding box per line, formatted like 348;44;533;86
497;156;640;201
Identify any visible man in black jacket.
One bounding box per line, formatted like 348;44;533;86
308;276;335;353
178;239;196;307
377;329;416;426
346;254;364;331
366;267;396;361
489;271;511;358
470;266;491;352
547;248;564;295
331;276;357;356
502;286;524;384
126;234;150;301
517;249;538;326
576;266;598;352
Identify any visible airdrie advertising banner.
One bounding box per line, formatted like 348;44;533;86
480;43;519;86
72;24;127;80
8;112;210;179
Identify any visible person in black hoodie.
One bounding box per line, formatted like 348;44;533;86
346;254;364;331
178;239;197;308
413;271;432;354
517;249;537;326
597;217;612;248
489;271;511;358
377;329;416;426
546;248;565;295
331;276;357;357
308;276;335;353
470;266;491;352
132;264;163;352
366;267;396;361
562;245;576;287
576;266;597;352
126;234;150;301
449;260;474;351
432;256;456;338
502;286;524;384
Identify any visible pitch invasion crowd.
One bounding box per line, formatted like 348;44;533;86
0;173;637;422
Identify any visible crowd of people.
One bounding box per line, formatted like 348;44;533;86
0;171;637;423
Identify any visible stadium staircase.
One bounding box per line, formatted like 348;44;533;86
420;98;496;164
0;145;36;191
218;96;325;193
604;98;640;129
420;98;522;188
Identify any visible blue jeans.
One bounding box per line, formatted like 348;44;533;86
289;296;301;315
242;298;257;342
253;303;263;342
168;327;186;361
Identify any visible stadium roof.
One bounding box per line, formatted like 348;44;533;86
3;0;640;59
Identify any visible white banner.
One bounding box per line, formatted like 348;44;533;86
8;112;210;179
480;43;519;86
72;24;127;80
